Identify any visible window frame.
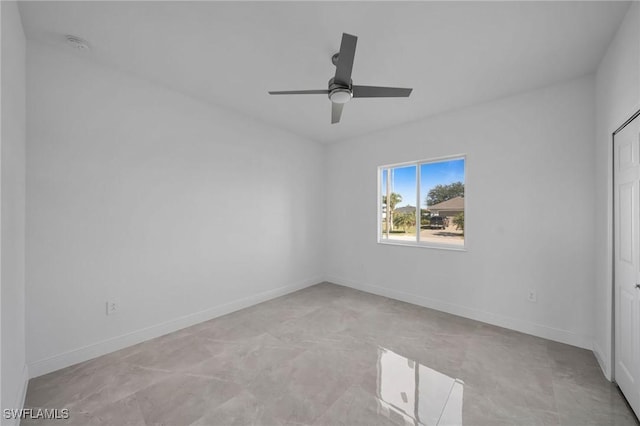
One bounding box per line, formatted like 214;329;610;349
377;154;467;251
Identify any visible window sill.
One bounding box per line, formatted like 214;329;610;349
377;240;467;252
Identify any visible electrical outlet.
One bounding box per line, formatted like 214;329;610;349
527;290;537;303
106;301;119;315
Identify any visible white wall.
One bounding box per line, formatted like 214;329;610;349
26;42;325;377
594;3;640;380
1;0;28;422
326;76;596;349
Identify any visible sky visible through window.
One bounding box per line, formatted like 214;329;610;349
381;158;465;208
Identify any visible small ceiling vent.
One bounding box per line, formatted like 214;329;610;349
65;35;90;50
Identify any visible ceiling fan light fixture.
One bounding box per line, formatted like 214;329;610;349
329;89;352;104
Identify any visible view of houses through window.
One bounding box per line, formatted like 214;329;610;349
380;157;465;247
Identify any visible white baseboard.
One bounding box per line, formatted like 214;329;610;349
593;341;611;381
28;277;322;378
3;364;29;426
327;275;593;350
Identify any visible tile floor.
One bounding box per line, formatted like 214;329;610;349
23;283;639;425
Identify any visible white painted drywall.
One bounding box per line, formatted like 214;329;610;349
594;3;640;380
1;0;28;422
26;42;325;376
326;76;596;349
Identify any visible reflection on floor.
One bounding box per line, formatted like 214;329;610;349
23;283;639;425
378;347;463;426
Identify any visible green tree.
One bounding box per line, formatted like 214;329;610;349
394;212;416;232
453;212;464;231
382;193;402;231
426;182;464;206
420;209;431;226
382;193;402;211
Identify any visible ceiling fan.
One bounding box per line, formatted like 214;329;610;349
268;33;413;124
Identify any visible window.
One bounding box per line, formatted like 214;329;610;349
379;156;465;249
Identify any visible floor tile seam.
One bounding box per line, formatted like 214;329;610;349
66;387;147;424
30;380;115;411
461;379;558;412
304;384;355;425
262;330;312;350
125;363;177;375
189;335;263;346
310;384;364;426
126;392;149;426
547;364;605;379
239;346;315;388
179;371;244;384
550;372;619;389
186;392;258;426
75;371;178;411
457;361;555;376
128;392;157;426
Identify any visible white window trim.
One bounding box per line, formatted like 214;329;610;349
377;154;467;251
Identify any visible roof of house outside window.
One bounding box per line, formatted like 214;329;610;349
426;196;464;212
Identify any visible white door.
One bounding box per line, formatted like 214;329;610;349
614;112;640;417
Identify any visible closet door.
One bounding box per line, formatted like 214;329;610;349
614;112;640;418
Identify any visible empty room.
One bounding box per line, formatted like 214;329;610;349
2;1;640;425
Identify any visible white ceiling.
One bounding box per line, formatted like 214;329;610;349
18;1;630;143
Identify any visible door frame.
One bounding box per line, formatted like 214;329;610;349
612;107;640;385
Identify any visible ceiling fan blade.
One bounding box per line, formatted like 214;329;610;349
352;85;413;98
268;90;329;95
331;102;344;124
334;33;357;86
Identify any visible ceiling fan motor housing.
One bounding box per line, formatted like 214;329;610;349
328;77;353;104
